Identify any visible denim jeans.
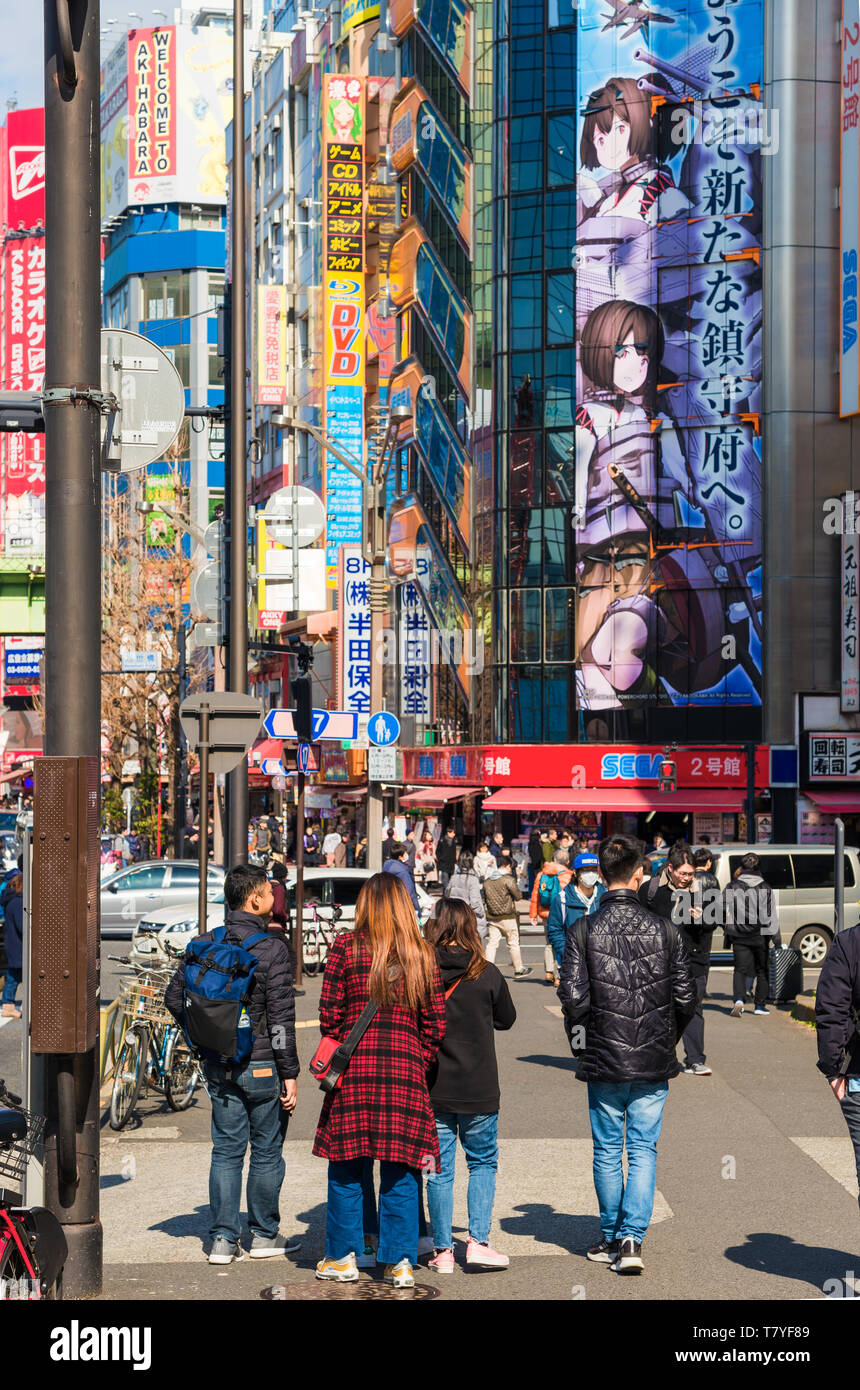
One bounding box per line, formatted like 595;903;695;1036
327;1158;419;1265
1;966;21;1006
425;1112;499;1249
360;1158;428;1239
840;1090;860;1212
204;1059;289;1244
587;1081;669;1245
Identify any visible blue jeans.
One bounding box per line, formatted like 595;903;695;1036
360;1158;428;1239
327;1158;418;1265
587;1081;668;1245
425;1112;499;1249
1;966;21;1006
205;1059;289;1244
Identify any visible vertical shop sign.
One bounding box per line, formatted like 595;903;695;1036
843;494;860;711
128;26;177;200
257;284;287;405
843;0;860;416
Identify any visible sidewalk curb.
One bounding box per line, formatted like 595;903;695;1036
791;992;816;1026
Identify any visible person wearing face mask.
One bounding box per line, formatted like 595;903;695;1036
546;853;606;974
640;844;713;1077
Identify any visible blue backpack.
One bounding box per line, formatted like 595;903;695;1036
537;872;558;909
181;926;270;1065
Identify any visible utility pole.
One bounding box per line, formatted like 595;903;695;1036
226;0;249;867
41;0;103;1297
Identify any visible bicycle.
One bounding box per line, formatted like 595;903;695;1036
0;1080;67;1299
301;901;345;976
107;947;203;1130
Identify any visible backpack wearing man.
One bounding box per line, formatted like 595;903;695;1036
529;849;572;985
640;843;714;1077
816;921;860;1209
165;864;301;1265
546;852;606;973
559;835;696;1274
723;852;781;1017
483;851;531;979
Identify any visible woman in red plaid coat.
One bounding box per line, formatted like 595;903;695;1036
314;873;446;1288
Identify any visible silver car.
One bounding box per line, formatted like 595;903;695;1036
100;859;225;938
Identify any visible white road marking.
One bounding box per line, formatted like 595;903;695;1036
790;1137;859;1199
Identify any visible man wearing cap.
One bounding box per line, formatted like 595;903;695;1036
546;852;606;973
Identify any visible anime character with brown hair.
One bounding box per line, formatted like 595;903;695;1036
577;77;689;321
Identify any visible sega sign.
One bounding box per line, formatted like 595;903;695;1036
601;754;664;782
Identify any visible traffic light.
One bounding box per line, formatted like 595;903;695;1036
292;671;313;741
658;759;677;793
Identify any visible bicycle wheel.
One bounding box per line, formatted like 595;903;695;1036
0;1221;37;1296
302;928;321;976
109;1025;148;1130
163;1029;201;1111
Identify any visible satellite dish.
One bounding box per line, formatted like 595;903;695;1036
100;328;186;473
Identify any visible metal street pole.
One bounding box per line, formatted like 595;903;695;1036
177;623;188;857
226;0;249;867
367;483;386;871
294;768;305;988
745;742;756;843
836;817;845;936
198;704;210;932
42;0;103;1297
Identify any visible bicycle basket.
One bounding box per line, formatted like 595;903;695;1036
119;978;173;1027
0;1103;45;1185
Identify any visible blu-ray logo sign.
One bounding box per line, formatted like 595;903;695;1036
601;754;664;781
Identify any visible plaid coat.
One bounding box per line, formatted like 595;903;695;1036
313;932;447;1171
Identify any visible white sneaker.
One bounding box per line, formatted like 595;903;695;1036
315;1253;360;1282
208;1236;245;1265
731;1000;744;1017
249;1232;302;1258
384;1259;415;1288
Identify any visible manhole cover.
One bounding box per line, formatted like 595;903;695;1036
260;1279;440;1301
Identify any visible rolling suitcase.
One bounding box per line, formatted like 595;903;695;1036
767;946;804;1003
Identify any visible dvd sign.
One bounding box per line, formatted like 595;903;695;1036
9;147;45;204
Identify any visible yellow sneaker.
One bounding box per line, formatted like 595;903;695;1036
315;1253;359;1282
383;1259;415;1288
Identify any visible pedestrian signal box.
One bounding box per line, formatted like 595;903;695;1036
658;760;677;793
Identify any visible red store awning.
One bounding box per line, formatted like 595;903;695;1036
805;791;860;814
399;786;483;808
481;787;745;813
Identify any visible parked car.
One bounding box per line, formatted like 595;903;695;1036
100;859;225;938
703;844;860;966
129;866;433;959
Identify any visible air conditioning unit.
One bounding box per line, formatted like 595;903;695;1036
271;207;283;225
271;113;282;132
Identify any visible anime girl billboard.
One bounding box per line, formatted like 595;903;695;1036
573;0;764;713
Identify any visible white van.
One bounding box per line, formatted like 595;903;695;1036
706;844;860;965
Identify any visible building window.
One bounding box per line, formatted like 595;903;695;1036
208;272;225;312
178;206;222;230
143;271;190;323
163;344;190;388
208;345;222;388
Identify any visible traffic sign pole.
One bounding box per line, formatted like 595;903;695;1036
294;767;305;989
198;704;210;936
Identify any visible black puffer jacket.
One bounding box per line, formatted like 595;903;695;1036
165;909;299;1080
558;889;697;1084
427;947;516;1114
816;923;860;1079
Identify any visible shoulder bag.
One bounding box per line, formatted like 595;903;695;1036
309;1001;378;1093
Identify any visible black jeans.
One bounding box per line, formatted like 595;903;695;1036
839;1091;860;1211
732;940;769;1008
682;968;708;1067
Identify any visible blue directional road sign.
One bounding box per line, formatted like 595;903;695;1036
368;710;401;747
297;742;312;773
263;707;358;742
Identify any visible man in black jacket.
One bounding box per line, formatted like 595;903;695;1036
559;835;696;1275
165;864;300;1265
641;843;713;1076
435;827;459;890
816;923;860;1208
723;853;781;1018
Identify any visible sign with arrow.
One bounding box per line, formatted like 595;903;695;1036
263;708;358;742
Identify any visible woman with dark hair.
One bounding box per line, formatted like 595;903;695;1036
444;850;488;939
314;873;446;1289
424;898;516;1272
0;873;23;1019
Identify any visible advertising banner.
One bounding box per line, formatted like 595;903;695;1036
128;26;178;202
341;0;381;33
144;474;176;548
401;744;769;789
337;545;372;716
323;75;366;586
3;635;44;689
572;0;764;719
1;108;46;561
842;494;860;710
257;284;287;405
842;0;860;416
101;38;128;220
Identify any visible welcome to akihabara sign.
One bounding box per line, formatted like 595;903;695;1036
401;746;770;788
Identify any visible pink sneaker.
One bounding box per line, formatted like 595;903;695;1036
428;1248;455;1274
466;1238;509;1269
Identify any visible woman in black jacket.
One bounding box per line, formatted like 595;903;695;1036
527;829;544;892
424;898;516;1272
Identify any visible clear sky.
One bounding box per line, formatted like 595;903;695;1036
0;4;175;115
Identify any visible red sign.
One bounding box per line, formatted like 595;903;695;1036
3;108;45;227
259;609;286;630
401;745;769;788
128;27;177;182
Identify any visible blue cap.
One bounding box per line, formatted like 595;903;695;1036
574;853;599;870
